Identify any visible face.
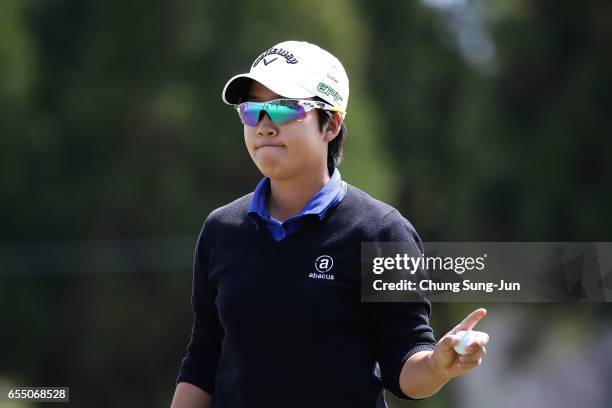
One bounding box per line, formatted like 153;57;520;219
242;81;338;181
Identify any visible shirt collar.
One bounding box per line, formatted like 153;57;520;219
248;168;346;223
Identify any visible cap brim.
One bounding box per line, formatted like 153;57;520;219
222;73;315;105
222;74;254;105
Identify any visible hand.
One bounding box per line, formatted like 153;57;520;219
429;308;490;378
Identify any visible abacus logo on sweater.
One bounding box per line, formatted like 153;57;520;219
309;255;335;280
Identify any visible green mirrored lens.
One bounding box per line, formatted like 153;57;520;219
238;100;305;126
266;100;305;124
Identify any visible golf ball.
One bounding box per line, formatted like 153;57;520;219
453;330;476;355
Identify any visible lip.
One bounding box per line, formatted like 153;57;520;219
255;143;285;149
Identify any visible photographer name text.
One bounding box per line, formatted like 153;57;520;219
372;279;521;293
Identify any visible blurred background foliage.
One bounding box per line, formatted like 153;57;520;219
1;0;611;407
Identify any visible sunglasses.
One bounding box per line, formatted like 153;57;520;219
235;99;345;127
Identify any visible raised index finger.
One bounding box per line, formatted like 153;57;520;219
452;308;487;333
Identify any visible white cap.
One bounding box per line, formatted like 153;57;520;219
222;40;349;114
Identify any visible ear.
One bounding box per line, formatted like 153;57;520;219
323;112;343;142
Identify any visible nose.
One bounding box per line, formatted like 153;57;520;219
256;112;278;137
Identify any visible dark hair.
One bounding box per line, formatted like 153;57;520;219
315;97;347;171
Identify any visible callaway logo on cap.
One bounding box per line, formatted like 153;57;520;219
222;40;349;116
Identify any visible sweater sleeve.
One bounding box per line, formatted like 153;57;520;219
176;217;224;396
368;209;437;400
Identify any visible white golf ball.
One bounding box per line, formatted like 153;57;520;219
453;330;476;355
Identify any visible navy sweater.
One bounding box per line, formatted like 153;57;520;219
177;185;437;407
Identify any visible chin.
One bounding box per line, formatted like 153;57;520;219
256;163;285;179
254;152;285;175
255;159;292;180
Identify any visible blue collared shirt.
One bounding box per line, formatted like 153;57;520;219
248;168;348;241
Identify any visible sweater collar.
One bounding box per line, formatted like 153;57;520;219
248;168;346;223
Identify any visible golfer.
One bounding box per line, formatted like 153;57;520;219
171;40;489;408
